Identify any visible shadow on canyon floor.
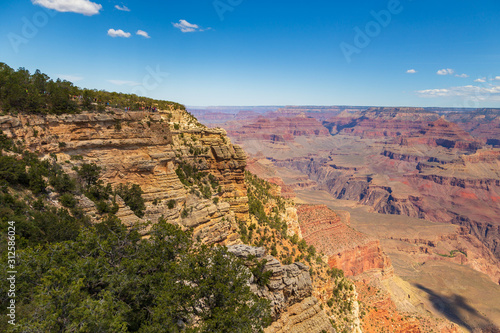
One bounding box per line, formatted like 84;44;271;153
414;284;500;333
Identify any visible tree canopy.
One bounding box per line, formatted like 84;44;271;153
0;134;271;332
0;63;185;115
1;219;271;332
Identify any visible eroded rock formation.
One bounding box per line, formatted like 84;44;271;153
0;110;248;244
297;205;393;277
227;244;335;333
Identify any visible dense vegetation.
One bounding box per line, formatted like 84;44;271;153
1;218;271;332
0;63;185;114
0;136;89;248
243;171;319;265
245;171;288;238
0;133;271;332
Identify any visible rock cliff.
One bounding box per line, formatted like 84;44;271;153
0;109;248;244
227;245;335;333
297;205;393;277
228;115;330;143
1;109;343;332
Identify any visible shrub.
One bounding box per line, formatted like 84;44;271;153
59;193;76;208
77;163;102;187
167;199;176;209
114;183;145;217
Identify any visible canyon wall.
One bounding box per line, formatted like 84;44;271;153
0;110;248;244
0;110;341;332
297;205;392;277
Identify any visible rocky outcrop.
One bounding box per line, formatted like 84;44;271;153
324;111;481;151
0;110;248;244
297;205;393;277
228;115;330;143
227;245;335;333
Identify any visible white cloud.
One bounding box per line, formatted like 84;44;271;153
108;80;140;86
136;30;150;38
32;0;102;15
416;84;500;101
107;29;131;38
494;76;500;81
172;19;204;32
474;77;486;83
437;68;455;76
406;69;417;74
58;74;83;82
115;4;130;11
455;73;469;78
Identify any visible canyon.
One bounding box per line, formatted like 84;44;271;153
0;108;341;332
196;105;500;332
3;104;499;332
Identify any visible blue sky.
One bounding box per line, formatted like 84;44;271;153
1;0;499;107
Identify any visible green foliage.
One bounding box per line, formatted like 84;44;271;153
77;162;102;187
49;170;76;193
0;220;271;332
167;199;176;209
327;267;345;279
307;244;316;256
176;161;206;187
0;191;89;248
0;130;15;151
245;171;288;236
175;161;220;201
115;119;122;131
0;155;28;186
250;259;273;287
436;249;467;258
298;239;308;251
115;183;146;217
0;63;185;115
59;193;77;208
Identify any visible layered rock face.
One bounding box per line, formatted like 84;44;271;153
447;109;500;146
297;205;392;277
228;115;330;143
0;110;248;244
227;245;335;333
325;111;480;150
281;149;500;275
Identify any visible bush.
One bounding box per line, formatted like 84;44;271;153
1;220;271;332
251;259;273;287
50;172;76;193
59;193;76;208
0;155;28;185
115;183;145;217
77;163;102;187
167;199;176;209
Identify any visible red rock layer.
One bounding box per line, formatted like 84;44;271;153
355;282;460;333
228;116;330;142
297;205;392;276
